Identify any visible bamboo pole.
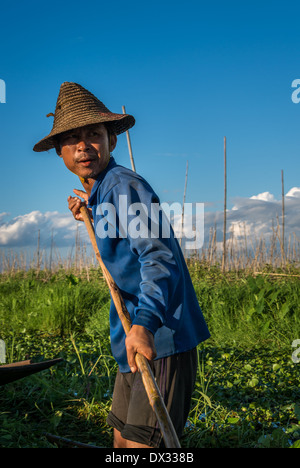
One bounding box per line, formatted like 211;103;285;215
253;271;300;278
79;205;181;449
49;230;54;272
36;229;41;274
222;137;227;272
281;169;286;268
44;433;102;449
122;105;136;172
179;160;188;248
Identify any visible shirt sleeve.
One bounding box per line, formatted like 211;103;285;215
101;178;182;336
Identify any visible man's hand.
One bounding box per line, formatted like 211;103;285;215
125;325;157;373
68;189;93;222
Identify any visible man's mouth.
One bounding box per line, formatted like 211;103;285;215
77;157;95;166
79;160;93;166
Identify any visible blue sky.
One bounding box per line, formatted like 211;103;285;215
1;0;300;251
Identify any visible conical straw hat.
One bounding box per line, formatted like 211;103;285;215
33;82;135;152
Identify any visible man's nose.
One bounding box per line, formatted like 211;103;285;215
77;135;91;151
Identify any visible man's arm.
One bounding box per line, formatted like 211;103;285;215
102;180;181;371
68;186;157;373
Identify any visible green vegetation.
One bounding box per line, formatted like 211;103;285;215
0;265;300;448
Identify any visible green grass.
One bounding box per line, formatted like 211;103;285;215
190;264;300;347
0;269;111;339
0;265;300;448
0;334;116;448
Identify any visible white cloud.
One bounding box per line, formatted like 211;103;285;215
0;211;88;248
286;187;300;198
250;191;275;202
0;187;300;251
203;187;300;246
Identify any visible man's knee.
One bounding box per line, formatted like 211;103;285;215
113;429;127;448
113;428;151;448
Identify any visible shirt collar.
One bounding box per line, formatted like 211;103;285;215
88;156;117;207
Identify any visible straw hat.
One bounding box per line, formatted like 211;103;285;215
33;82;135;152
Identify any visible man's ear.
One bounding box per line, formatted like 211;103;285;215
109;133;117;152
53;139;62;157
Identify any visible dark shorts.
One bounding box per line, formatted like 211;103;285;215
106;348;198;447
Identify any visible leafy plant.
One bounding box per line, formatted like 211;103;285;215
1;266;300;448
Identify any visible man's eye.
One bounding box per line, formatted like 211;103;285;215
63;133;77;141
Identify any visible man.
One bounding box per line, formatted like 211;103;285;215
33;82;210;448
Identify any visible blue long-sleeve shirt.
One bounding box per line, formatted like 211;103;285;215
88;157;210;372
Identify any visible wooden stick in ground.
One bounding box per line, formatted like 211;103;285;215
44;433;102;449
79;205;181;449
122;105;136;172
281;169;286;268
222;136;227;273
179;160;188;248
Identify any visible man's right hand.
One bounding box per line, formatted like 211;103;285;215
125;325;157;373
68;189;93;222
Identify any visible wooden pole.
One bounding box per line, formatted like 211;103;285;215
122;105;136;172
222;137;227;272
281;169;285;266
49;229;54;272
36;229;41;274
44;433;102;449
79;206;181;449
179;160;188;248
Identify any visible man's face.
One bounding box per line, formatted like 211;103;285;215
57;123;117;179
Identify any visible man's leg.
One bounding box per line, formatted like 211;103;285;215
107;349;198;448
113;429;151;448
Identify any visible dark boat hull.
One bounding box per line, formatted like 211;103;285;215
0;358;63;385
